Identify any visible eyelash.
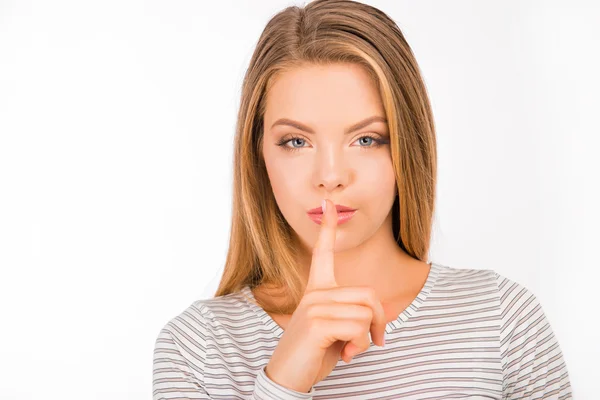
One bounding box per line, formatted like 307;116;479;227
275;134;389;153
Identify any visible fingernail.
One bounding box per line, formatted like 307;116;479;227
321;199;327;213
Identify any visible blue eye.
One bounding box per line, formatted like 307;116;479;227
358;137;375;146
286;137;306;150
276;134;389;153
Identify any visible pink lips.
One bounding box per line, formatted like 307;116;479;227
307;204;356;214
307;210;357;225
306;203;357;225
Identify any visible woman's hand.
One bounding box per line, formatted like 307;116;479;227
264;198;387;393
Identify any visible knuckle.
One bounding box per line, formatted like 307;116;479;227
301;289;317;303
306;316;322;333
304;289;323;304
351;305;372;322
304;303;320;319
350;320;365;336
363;287;382;311
359;306;373;321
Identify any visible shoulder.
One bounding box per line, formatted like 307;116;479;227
491;270;543;321
152;289;255;380
432;261;499;287
432;264;554;345
156;288;252;342
489;271;552;346
476;269;565;373
434;263;541;307
154;287;265;356
478;271;573;396
433;262;535;299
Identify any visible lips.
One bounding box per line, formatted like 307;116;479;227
307;204;357;214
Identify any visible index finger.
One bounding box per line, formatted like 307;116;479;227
306;198;338;292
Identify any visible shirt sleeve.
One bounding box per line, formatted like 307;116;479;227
495;272;573;399
153;327;211;400
252;365;316;399
153;313;317;400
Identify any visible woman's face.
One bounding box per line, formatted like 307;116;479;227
261;63;397;253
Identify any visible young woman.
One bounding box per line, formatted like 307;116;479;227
153;1;572;398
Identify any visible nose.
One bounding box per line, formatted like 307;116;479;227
313;146;351;193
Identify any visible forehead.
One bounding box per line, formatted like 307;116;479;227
264;63;384;126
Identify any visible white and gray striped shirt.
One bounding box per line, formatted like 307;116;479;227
153;262;573;399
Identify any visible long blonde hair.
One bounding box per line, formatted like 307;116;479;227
213;0;437;314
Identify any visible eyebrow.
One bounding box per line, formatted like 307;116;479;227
270;115;388;135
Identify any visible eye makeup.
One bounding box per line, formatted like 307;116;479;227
275;134;390;153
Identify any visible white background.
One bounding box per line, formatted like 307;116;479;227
0;0;597;398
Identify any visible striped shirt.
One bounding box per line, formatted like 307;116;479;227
153;262;573;399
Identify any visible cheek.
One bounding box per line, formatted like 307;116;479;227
263;154;306;208
269;170;305;204
361;158;396;195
